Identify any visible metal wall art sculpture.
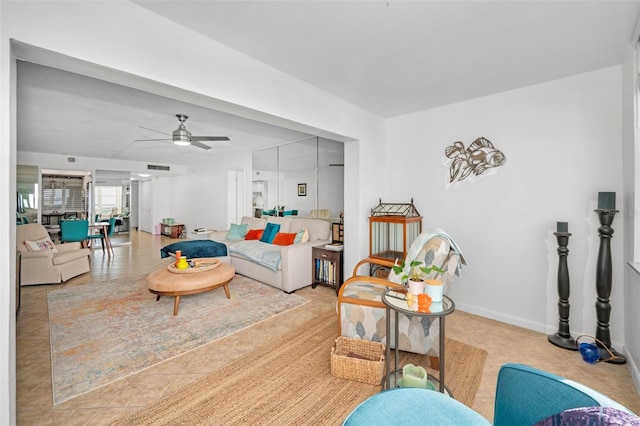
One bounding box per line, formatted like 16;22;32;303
443;137;507;188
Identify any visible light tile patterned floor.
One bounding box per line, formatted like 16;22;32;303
16;231;640;424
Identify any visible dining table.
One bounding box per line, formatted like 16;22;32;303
89;222;113;256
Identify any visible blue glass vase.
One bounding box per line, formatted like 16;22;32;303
579;342;600;364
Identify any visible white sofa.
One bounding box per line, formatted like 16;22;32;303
210;216;331;293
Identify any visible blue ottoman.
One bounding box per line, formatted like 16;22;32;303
160;240;227;259
343;388;490;426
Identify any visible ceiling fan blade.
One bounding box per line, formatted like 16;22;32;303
190;136;230;142
190;140;212;150
138;126;171;136
133;138;172;142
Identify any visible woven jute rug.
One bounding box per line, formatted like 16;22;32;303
115;315;487;425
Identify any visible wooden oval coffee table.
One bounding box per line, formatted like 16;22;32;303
147;261;235;316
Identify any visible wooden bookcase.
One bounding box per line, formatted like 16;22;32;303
312;246;343;294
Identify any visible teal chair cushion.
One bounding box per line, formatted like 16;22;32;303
343;388;490;425
60;220;89;243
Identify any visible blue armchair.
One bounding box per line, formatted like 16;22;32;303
343;363;638;425
494;363;636;425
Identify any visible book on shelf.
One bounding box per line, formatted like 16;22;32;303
324;242;344;251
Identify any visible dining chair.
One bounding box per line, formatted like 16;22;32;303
104;217;116;256
87;217;115;256
60;220;90;248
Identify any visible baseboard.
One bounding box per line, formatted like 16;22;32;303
454;301;549;334
456;302;626;354
624;345;640;394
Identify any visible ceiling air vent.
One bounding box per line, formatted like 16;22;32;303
147;164;170;171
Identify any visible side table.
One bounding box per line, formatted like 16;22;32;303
311;245;343;294
161;223;185;239
382;289;455;395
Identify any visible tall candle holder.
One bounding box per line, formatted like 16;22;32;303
548;223;576;350
594;207;626;364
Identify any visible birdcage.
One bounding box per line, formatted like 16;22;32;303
369;198;422;265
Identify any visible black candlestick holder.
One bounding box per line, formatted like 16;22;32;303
548;231;577;350
594;208;626;364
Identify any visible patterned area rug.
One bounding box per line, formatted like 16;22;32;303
48;273;308;405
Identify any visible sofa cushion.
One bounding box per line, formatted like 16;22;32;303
260;223;281;243
241;216;267;229
294;228;309;244
52;248;90;265
226;223;248;240
245;229;264;240
272;232;296;246
266;216;291;233
24;236;58;252
289;218;330;241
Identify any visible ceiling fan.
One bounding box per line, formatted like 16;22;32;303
135;114;230;150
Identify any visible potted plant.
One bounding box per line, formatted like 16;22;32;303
392;259;445;283
393;259;445;295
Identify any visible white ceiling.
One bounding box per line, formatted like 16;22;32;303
138;0;640;117
16;1;640;167
17;61;315;167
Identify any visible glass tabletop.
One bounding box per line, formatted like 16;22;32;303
382;288;455;317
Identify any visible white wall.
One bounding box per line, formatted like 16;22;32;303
318;166;345;218
387;67;625;346
168;151;251;232
621;34;640;390
282;169;316;215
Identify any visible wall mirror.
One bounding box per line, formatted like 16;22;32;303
94;170;133;245
16;165;39;224
252;137;344;221
40;169;91;226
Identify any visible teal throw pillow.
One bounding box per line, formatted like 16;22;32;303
226;223;248;240
260;223;281;243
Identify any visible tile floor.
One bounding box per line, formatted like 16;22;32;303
16;231;640;425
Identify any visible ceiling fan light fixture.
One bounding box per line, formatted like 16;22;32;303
173;122;192;146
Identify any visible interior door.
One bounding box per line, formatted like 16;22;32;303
139;180;153;233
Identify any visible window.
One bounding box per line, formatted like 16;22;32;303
95;186;123;218
41;176;84;214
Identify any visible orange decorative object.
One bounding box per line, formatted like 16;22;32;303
417;294;432;313
175;250;182;267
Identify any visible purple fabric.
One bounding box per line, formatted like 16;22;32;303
535;406;640;426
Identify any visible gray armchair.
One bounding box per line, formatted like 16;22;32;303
16;223;91;285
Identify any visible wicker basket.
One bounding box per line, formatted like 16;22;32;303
330;337;385;385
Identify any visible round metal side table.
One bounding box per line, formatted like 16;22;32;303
382;289;455;395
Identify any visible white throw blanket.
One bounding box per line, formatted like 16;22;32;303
228;240;282;272
388;228;466;284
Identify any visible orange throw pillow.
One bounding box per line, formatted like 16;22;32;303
271;232;296;246
245;229;264;240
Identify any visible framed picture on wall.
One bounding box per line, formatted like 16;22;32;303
298;183;307;196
